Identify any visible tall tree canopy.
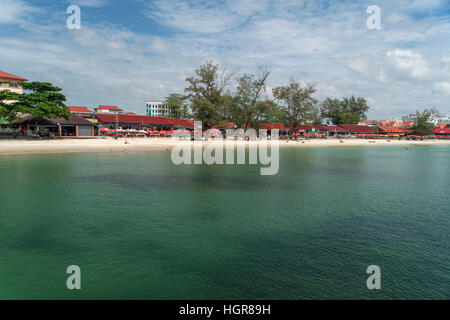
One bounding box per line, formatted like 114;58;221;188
165;93;189;119
273;80;318;129
320;96;370;125
0;81;69;121
230;66;275;129
185;61;233;129
410;109;435;136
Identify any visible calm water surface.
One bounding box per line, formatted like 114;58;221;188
0;146;449;299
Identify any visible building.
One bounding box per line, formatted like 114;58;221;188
0;70;27;95
402;113;450;125
11;115;98;137
378;126;411;134
91;113;173;130
68;106;93;118
94;105;123;114
146;100;169;117
339;124;377;134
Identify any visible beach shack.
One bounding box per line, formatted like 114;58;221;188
11;115;98;137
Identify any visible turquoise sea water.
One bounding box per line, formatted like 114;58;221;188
0;146;449;300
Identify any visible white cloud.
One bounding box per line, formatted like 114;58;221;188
408;0;445;9
0;0;33;24
147;0;245;33
435;82;450;95
386;49;430;80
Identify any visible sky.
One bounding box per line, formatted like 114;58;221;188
0;0;449;119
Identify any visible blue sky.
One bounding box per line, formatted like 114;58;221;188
1;0;449;118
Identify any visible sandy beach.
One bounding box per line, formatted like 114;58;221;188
0;137;449;155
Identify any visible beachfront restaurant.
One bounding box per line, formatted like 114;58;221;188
91;113;174;131
338;124;377;136
377;126;411;138
434;128;450;139
11;115;98;137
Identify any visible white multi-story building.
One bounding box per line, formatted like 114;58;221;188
146;100;169;117
403;113;450;125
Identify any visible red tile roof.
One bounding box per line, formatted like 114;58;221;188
96;105;123;111
68;106;93;113
378;126;404;133
310;124;348;132
339;124;376;133
434;128;450;134
436;123;448;128
167;119;195;128
378;126;412;134
94;113;172;126
0;70;27;81
261;123;288;130
398;121;413;127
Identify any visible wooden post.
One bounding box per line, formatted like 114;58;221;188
58;125;62;137
76;125;79;137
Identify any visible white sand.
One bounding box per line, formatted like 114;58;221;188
0;137;449;155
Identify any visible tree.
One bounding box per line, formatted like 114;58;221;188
410;110;435;136
272;80;318;129
230;66;274;129
185;61;233;129
165;93;189;119
264;104;286;123
1;82;69;133
1;82;69;121
320;96;370;125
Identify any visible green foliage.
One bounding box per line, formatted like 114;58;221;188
0;81;69;121
264;105;286;123
320;96;370;125
185;61;233;129
230;67;274;129
165;93;189;119
410;110;435;136
273;80;318;129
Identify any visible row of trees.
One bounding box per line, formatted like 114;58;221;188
165;61;371;129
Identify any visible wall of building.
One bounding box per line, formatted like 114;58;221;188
0;78;24;94
146;101;169;117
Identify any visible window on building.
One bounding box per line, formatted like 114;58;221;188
8;83;19;88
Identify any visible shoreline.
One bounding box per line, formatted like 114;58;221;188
0;138;449;155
